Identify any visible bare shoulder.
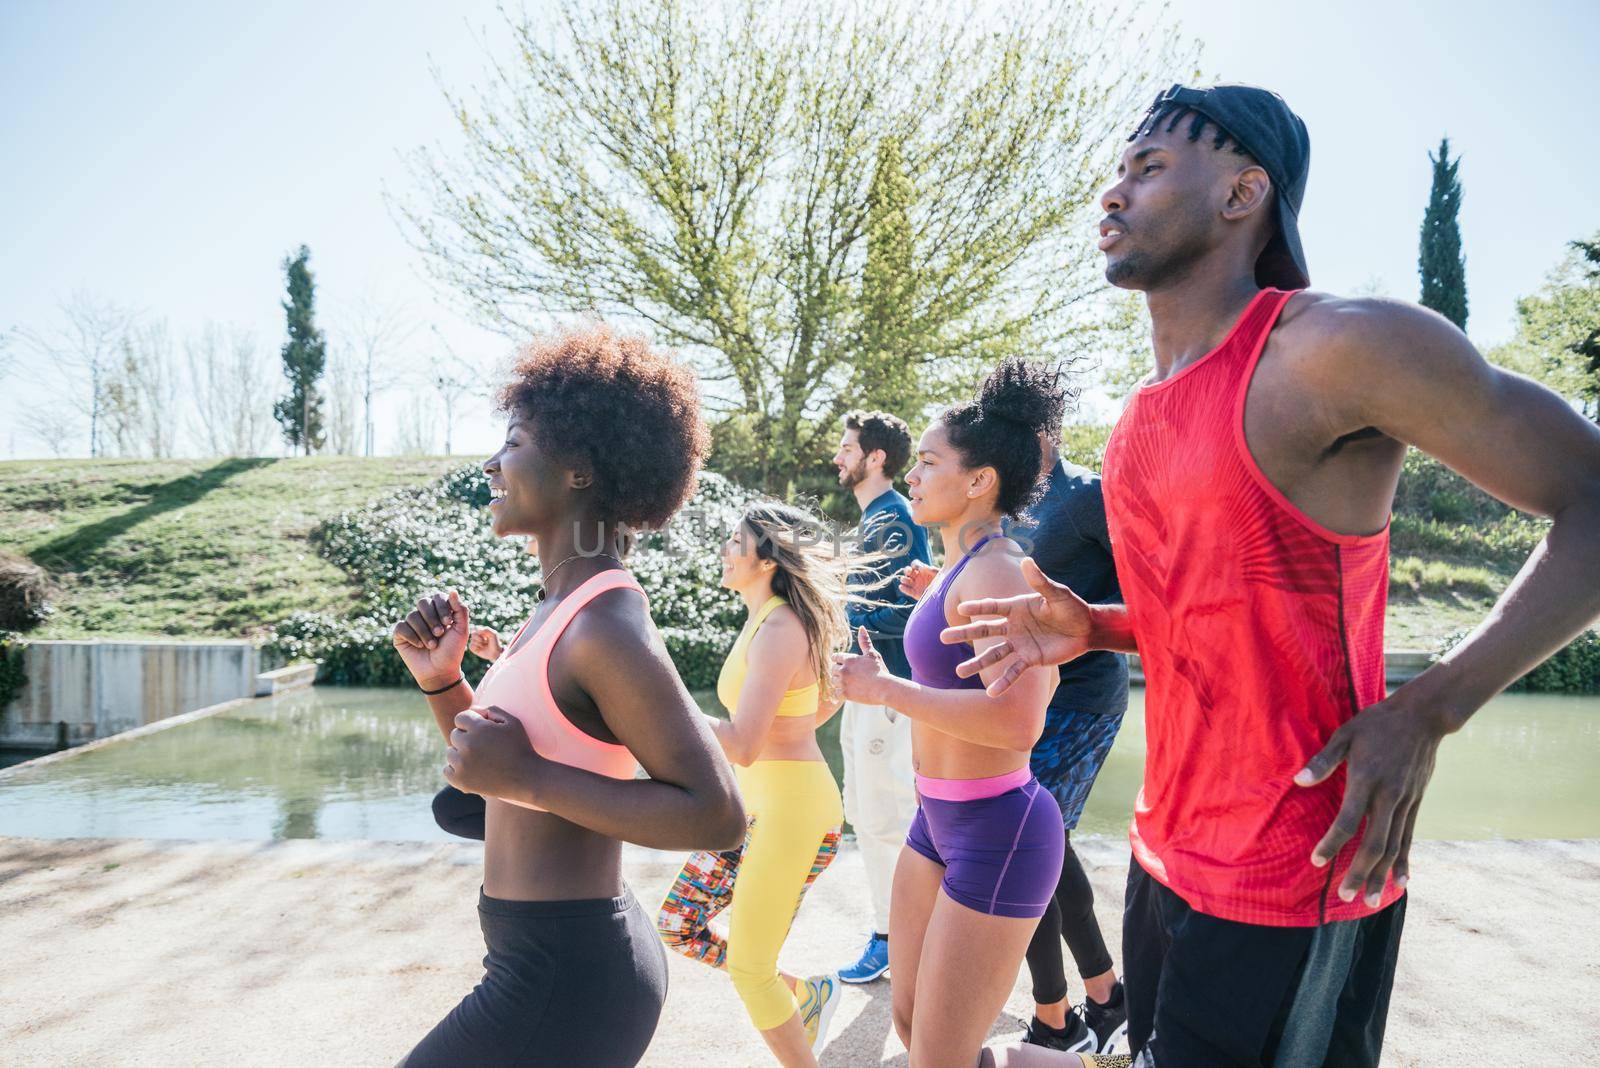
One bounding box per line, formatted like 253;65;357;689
955;537;1030;600
747;602;808;666
557;584;661;671
1274;290;1474;384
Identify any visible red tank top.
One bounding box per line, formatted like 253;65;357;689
1101;288;1402;926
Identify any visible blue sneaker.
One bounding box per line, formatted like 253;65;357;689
838;934;889;983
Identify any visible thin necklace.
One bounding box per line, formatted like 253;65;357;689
535;552;621;602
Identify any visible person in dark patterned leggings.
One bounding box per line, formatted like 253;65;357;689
1008;415;1131;1057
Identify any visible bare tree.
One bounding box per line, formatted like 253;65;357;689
341;296;416;456
102;321;181;458
15;290;137;457
17;406;77;458
427;365;478;457
391;391;436;456
323;344;364;456
186;323;276;456
0;330;14;456
423;324;486;456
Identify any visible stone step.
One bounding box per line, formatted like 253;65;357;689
254;662;318;697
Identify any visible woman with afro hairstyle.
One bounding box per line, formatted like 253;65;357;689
390;323;746;1067
832;356;1067;1066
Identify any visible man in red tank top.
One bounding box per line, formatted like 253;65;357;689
948;85;1600;1066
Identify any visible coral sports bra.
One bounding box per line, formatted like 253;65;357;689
472;569;645;811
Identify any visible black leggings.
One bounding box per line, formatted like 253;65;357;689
399;890;668;1067
433;785;487;840
1024;832;1115;1004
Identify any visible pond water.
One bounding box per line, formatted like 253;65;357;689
1;686;1596;842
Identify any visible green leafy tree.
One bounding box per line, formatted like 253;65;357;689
1418;137;1468;330
1089;292;1154;402
273;245;328;454
1495;234;1600;422
402;0;1193;494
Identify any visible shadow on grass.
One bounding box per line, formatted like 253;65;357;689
28;458;278;569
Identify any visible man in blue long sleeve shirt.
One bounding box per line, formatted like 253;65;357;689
830;410;930;983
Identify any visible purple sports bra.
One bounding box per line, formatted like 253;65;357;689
902;532;1001;690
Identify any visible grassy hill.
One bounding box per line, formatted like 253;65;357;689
0;449;1554;652
0;457;459;640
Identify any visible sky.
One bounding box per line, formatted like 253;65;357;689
2;0;1596;459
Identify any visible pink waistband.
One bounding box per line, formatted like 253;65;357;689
915;766;1032;802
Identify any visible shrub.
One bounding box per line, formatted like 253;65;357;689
1435;628;1600;694
0;551;57;632
0;631;25;709
1393;451;1515;527
268;464;763;689
1519;631;1600;694
1390;513;1549;565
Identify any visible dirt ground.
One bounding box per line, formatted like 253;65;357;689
2;835;1595;1066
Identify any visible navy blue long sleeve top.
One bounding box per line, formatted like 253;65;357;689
1007;459;1130;717
846;488;931;682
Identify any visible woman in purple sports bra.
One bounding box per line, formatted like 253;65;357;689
832;357;1066;1066
389;324;746;1067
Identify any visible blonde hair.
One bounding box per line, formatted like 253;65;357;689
741;501;894;702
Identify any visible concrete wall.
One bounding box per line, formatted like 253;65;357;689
1;640;259;748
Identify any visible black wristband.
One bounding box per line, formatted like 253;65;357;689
420;674;465;696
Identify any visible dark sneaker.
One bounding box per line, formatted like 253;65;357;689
1022;1013;1093;1053
1084;981;1129;1054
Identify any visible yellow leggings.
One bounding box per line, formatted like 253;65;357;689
657;759;843;1030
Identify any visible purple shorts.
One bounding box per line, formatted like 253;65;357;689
905;774;1065;919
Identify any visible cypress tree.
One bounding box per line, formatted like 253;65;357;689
1418;137;1468;330
857;137;919;414
273;245;327;454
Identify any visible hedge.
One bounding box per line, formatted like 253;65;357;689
1435;628;1600;695
268;465;762;690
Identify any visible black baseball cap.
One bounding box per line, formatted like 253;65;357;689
1133;83;1311;290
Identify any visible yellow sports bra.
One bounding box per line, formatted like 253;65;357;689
716;595;820;719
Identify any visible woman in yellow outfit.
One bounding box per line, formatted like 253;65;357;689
657;501;873;1067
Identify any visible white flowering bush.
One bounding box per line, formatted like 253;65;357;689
269;464;762;687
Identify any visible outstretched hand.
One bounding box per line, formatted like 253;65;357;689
1295;693;1454;906
941;558;1094;697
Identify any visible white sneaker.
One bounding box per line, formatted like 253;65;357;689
799;973;841;1053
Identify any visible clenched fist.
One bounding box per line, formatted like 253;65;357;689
392;590;471;690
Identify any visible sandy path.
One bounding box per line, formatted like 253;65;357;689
1;836;1595;1066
